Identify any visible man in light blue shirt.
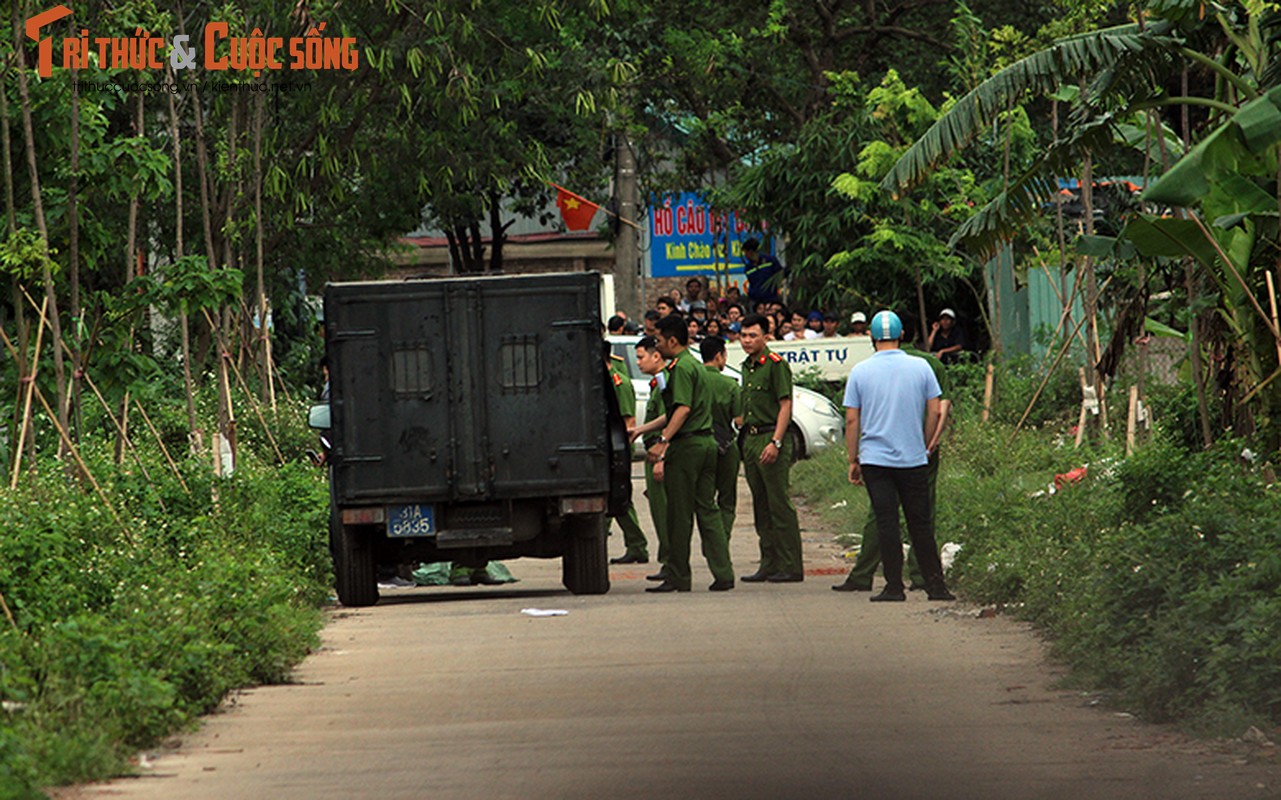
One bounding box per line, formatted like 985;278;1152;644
842;310;955;602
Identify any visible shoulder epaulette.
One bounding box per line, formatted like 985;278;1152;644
649;377;658;389
768;352;783;363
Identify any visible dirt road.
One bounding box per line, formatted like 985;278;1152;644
62;466;1280;800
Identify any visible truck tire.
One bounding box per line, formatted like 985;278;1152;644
333;520;379;607
562;513;610;595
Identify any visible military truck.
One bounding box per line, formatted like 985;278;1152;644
311;272;630;606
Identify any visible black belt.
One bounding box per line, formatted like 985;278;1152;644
673;430;712;440
744;425;775;436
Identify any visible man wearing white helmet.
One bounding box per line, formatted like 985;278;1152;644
840;310;955;602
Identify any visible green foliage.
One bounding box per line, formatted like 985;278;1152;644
0;392;329;797
795;410;1281;732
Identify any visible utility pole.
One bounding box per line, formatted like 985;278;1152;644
614;132;641;317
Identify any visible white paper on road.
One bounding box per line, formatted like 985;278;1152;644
521;608;569;617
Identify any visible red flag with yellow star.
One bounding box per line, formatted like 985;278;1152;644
552;183;602;231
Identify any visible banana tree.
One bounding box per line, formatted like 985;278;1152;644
879;0;1281;452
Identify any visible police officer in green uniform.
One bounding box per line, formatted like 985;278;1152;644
833;343;951;591
737;314;805;583
635;336;671;581
700;336;742;539
604;342;650;564
628;316;735;592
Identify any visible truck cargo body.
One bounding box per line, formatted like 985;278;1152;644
322;272;625;605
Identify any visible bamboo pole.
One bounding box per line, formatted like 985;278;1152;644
1266;271;1281;368
129;399;191;494
982;362;994;422
81;374;169;510
1126;385;1139;456
31;383;134;543
202;308;286;464
1074;368;1089;449
1010;275;1112;440
10;295;49;488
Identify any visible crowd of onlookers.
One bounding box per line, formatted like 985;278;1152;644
606;275;977;364
606;277;873;346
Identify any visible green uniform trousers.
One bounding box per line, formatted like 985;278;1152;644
844;450;938;588
663;434;734;589
610;502;649;559
644;458;669;567
714;443;741;540
741;432;803;575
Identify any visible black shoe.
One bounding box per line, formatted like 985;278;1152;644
645;581;690;593
869;588;906;602
832;580;872;592
766;572;804;583
740;571;772;583
645;570;670;582
708;579;735;591
610;553;650;565
926;584;956;601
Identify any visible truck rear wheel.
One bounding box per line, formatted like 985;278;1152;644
333;518;379;607
562;513;610;595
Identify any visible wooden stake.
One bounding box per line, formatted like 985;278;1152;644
10;295;48;489
32;383;134;543
1075;368;1089;449
1266;271;1281;368
81;373;169;510
1126;385;1139;456
131;399;191;494
982;362;994;422
202;308;286;464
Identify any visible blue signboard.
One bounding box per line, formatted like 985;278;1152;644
647;192;771;278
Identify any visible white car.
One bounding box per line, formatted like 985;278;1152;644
607;336;845;458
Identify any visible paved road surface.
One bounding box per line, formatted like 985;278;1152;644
62;465;1280;800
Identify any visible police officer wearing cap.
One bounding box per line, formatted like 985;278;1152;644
738;313;805;583
700;336;742;540
842;310;954;602
628;316;735;592
604;341;650;564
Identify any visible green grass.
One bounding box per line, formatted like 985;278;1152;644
0;395;331;798
793;409;1281;734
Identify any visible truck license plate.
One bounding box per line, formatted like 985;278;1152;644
387;504;436;537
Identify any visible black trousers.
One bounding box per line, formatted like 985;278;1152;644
861;463;945;591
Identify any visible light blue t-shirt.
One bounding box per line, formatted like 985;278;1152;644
843;349;941;468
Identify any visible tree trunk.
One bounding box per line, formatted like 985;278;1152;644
68;28;83;443
167;62;201;454
1;53;32;466
487;189;504;273
183;0;218;368
253;91;275;411
14;1;69;459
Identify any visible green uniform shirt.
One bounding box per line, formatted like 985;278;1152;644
902;344;950;398
609;356;636;418
703;364;741;430
642;380;667;447
662;347;713;435
740;345;793;428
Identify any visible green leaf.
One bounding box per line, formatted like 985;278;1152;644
1121;217;1216;268
1144;316;1188;340
1144;86;1281;207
